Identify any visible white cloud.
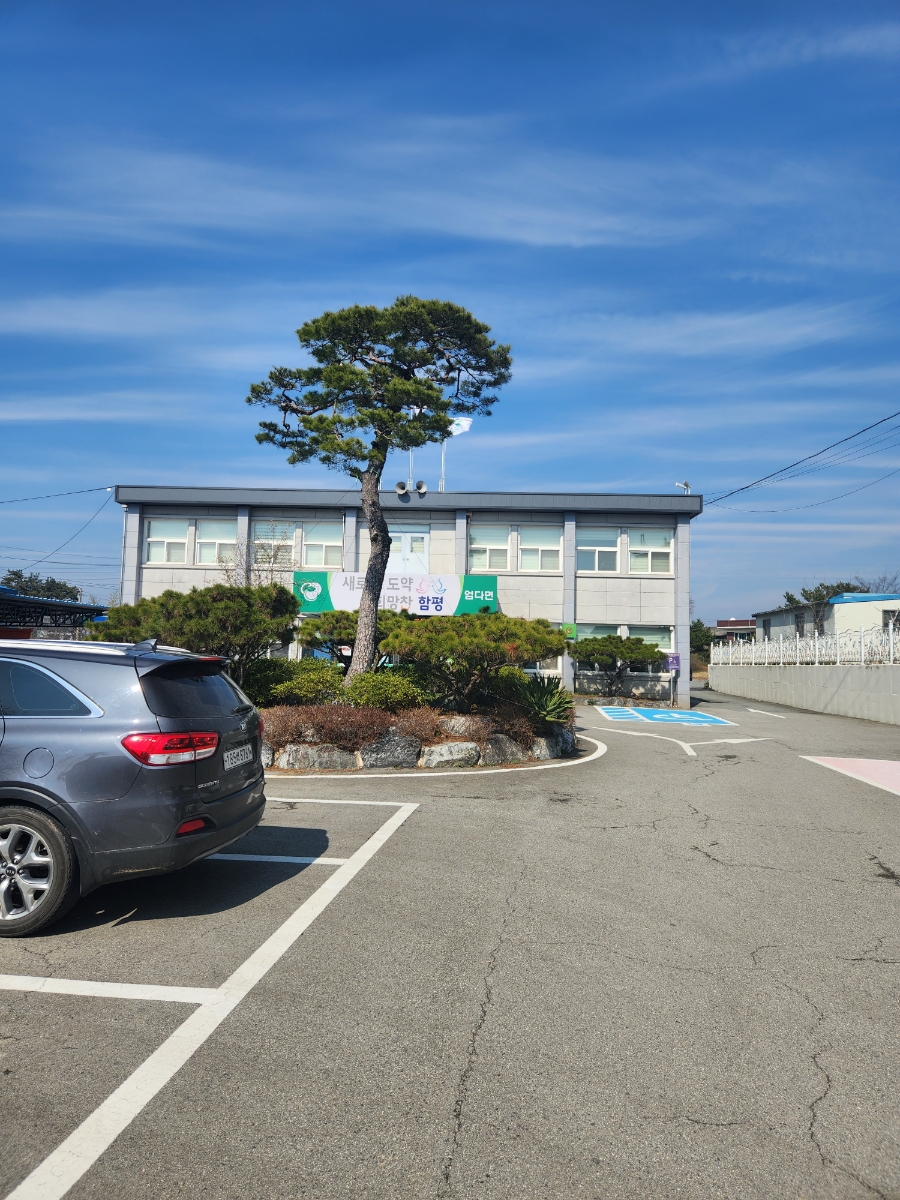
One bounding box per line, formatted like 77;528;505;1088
0;125;808;252
659;23;900;94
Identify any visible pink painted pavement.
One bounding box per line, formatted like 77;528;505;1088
803;757;900;797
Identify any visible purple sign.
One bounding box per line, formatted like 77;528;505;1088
665;653;681;671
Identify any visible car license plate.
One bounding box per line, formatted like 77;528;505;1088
223;743;254;771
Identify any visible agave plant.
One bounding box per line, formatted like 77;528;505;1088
508;673;574;724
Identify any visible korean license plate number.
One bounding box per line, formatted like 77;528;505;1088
223;743;254;771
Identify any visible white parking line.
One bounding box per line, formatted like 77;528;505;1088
209;853;348;866
0;976;216;1004
6;800;418;1200
747;708;787;718
597;728;770;757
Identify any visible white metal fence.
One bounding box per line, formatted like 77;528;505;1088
711;625;897;667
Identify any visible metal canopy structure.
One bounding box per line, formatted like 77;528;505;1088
0;586;107;630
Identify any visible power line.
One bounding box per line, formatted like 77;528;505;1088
22;492;115;572
0;485;112;506
707;408;900;504
714;464;900;512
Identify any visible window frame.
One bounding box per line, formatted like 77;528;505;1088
0;658;103;718
253;520;297;567
468;525;510;573
575;528;620;574
303;520;345;569
195;519;238;567
144;518;189;566
627;528;674;575
624;626;674;652
518;526;563;573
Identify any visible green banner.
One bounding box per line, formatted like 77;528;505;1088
293;572;498;615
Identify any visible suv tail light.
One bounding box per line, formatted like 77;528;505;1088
122;732;219;765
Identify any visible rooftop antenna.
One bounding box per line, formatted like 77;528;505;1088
675;480;691;494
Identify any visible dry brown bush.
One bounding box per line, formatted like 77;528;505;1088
393;706;445;746
261;704;393;752
487;705;539;748
260;706;317;753
451;714;495;745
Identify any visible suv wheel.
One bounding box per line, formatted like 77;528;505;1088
0;807;79;937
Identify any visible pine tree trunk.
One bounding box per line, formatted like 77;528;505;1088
345;468;391;679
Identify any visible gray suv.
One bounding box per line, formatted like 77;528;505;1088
0;639;265;936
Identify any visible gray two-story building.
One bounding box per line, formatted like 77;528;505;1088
115;485;702;707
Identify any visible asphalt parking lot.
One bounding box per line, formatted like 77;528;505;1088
2;687;899;1200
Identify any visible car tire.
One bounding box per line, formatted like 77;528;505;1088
0;806;80;937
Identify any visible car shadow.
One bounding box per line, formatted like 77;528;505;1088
49;827;331;936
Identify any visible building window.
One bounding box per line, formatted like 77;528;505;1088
196;520;237;565
627;626;672;650
575;624;618;640
145;519;188;564
762;619;771;639
628;528;672;574
469;525;509;571
519;526;562;571
253;521;295;566
387;526;429;572
303;521;344;568
576;529;619;572
794;612;806;637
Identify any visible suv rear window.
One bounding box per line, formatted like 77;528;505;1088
139;661;252;718
0;660;92;717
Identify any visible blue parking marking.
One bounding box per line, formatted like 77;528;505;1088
597;707;735;726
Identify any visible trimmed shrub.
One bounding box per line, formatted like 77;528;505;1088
243;657;299;707
268;659;345;706
379;613;567;711
343;670;428;712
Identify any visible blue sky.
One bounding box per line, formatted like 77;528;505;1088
2;0;900;620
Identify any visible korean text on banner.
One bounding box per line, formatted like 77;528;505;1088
293;573;498;615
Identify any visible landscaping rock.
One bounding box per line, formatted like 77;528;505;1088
478;734;527;766
261;741;274;768
438;715;472;736
418;741;480;768
275;743;357;771
358;733;421;769
551;726;577;756
529;736;558;760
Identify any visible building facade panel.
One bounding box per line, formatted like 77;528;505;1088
116;486;701;706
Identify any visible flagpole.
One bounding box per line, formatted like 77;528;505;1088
438;440;446;492
408;449;414;490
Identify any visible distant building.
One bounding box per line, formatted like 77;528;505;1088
712;618;755;643
115;484;702;706
754;594;900;641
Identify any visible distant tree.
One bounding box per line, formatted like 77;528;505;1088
379;612;565;711
782;581;866;635
93;584;298;685
854;571;900;594
1;569;80;602
572;635;665;697
246;296;511;680
690;619;714;653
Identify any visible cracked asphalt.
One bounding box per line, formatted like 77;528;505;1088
2;685;899;1199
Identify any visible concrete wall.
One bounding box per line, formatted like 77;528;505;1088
709;663;900;725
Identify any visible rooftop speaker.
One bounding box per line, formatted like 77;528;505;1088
395;481;408;495
416;480;427;495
